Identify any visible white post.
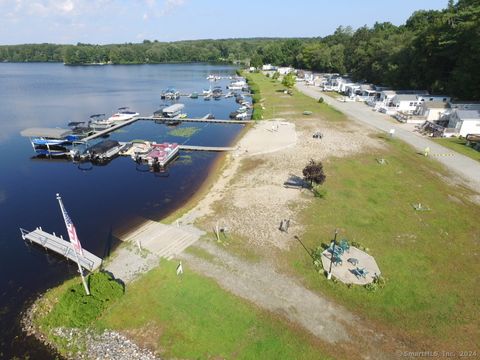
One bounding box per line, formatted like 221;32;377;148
215;221;220;242
73;247;90;296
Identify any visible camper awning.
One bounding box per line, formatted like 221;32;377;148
20;127;72;139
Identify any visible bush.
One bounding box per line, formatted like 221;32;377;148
311;246;324;272
318;97;324;103
251;93;261;104
42;272;124;328
365;274;386;292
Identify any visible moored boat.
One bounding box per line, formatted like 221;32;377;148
83;139;125;163
136;142;179;169
162;103;185;118
90;114;116;130
20;127;75;155
107;107;139;122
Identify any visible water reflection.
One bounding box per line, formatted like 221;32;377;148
0;62;240;359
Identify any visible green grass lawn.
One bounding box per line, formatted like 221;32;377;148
248;73;480;349
95;261;331;360
284;137;480;348
245;73;346;122
433;137;480;161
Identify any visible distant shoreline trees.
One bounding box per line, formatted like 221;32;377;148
0;0;478;99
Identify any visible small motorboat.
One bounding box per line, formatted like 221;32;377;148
107;107;139;122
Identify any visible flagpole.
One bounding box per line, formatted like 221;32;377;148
56;193;90;296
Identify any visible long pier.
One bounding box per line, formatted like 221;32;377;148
20;227;102;271
82;117;138;142
140;116;253;125
179;145;236;152
80;116;252;143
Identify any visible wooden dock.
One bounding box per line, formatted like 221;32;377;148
82;117;138;142
20;227;102;271
179;145;236;152
78;116;252;143
140;116;253;125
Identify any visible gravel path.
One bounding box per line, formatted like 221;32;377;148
181;240;404;359
296;83;480;193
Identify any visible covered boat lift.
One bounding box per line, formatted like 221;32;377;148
20;127;73;139
20;127;74;155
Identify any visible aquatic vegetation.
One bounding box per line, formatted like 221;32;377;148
168;127;200;138
176;155;193;165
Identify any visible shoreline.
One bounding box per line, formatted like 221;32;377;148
20;122;257;357
160;123;251;225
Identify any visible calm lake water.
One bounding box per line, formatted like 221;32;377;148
0;63;241;358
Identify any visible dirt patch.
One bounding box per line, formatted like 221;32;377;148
122;322;163;355
196;117;382;250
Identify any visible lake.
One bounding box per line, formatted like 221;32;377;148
0;63;241;358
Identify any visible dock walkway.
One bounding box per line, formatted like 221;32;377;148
82;117;138;142
20;227;102;271
179;145;236;152
140;116;253;124
80;116;252;143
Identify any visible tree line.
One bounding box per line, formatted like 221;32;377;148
0;0;478;99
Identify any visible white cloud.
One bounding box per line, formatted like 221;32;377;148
158;0;185;16
56;0;75;13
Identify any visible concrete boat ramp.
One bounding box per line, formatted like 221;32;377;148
115;219;204;260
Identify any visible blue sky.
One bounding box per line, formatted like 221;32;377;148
0;0;448;45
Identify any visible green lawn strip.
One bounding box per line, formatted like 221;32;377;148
245;73;345;122
433;137;480;161
95;261;331;360
284;137;479;346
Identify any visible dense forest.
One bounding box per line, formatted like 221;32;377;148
0;0;478;99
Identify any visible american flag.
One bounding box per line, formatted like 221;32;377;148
57;194;84;256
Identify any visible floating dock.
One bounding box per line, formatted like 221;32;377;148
179;145;236;152
79;116;252;143
82;117;138;142
20;227;102;271
141;116;253;124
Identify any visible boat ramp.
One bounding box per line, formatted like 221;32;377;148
20;227;102;271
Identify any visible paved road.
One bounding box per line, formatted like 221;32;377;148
297;83;480;193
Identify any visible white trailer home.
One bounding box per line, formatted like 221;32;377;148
391;94;422;114
447;109;480;137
